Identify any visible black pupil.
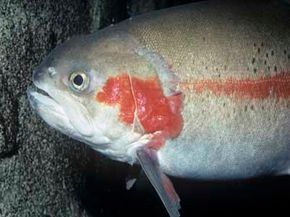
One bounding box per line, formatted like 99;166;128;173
73;74;83;86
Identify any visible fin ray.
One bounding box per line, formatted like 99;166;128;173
136;148;180;217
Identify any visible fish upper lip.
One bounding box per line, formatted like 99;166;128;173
28;79;55;100
27;82;58;110
27;83;67;128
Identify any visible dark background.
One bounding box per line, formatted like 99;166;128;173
1;0;290;216
83;174;290;217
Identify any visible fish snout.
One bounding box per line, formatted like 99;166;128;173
32;68;45;86
32;66;57;88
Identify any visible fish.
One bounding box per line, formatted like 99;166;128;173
27;0;290;216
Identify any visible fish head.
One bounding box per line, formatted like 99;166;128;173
27;30;167;161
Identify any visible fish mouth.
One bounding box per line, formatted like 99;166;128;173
27;84;69;131
27;82;111;145
27;85;62;113
26;82;96;139
28;85;50;104
27;82;81;139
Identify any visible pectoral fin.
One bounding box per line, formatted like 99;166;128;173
136;148;181;217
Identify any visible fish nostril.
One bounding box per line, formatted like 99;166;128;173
48;67;57;77
32;67;57;84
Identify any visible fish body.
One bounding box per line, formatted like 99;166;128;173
28;1;290;216
119;0;290;180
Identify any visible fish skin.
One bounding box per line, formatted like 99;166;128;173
27;0;290;216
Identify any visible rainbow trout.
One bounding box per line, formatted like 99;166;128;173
27;0;290;216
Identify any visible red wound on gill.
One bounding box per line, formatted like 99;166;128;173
96;74;183;142
181;72;290;99
96;74;135;123
131;76;183;138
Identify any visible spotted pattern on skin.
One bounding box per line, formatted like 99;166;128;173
96;74;183;149
180;72;290;99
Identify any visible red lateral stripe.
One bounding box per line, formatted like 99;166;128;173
180;72;290;99
96;74;183;145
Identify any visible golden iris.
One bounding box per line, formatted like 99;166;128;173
69;72;89;92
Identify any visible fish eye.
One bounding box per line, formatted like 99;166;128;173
69;71;89;92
